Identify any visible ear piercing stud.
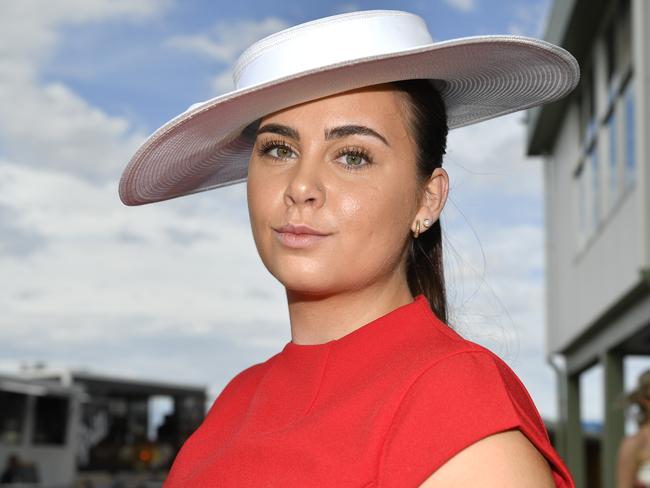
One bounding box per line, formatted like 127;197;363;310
413;220;420;238
413;219;431;239
413;218;432;238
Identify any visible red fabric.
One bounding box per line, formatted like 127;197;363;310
164;294;574;487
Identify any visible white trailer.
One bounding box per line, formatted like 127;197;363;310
0;373;82;487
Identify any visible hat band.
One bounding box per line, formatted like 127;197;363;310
233;10;434;90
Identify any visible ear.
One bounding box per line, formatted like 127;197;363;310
411;167;449;235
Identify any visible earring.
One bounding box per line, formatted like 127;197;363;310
413;219;421;238
422;218;432;228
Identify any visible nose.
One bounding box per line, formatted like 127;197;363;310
283;152;325;208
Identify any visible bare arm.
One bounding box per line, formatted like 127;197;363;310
418;429;556;488
617;436;640;488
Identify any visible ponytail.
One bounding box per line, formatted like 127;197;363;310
392;79;449;325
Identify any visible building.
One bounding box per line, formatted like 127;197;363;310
1;368;207;487
526;0;650;487
0;372;82;485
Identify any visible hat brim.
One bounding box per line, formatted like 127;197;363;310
119;35;579;206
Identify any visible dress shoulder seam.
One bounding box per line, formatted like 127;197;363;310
413;296;468;344
376;348;507;475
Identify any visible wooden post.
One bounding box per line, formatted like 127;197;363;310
601;351;625;488
567;372;586;488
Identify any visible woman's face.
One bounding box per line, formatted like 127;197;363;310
246;83;434;296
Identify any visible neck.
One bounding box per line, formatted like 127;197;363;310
286;278;415;346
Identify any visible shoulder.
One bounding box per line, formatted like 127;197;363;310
396;306;546;430
391;296;527;381
618;432;643;458
222;358;272;395
617;433;645;487
387;347;544;440
383;298;506;380
396;321;539;420
377;348;572;487
204;357;274;418
380;305;549;436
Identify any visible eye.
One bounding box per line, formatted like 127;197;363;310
334;147;374;171
269;145;295;159
342;153;364;166
256;139;297;160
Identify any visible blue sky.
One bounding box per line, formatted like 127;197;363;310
4;0;638;425
40;0;550;131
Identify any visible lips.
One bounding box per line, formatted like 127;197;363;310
272;223;331;248
275;223;330;236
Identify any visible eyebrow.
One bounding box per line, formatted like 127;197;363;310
255;123;300;141
255;123;390;147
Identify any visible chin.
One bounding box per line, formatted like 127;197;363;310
271;266;342;296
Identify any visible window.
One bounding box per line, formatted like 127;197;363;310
576;162;588;244
127;397;149;441
605;20;618;104
607;109;618;208
576;90;584;147
623;76;636;189
583;73;597;146
574;4;635;252
589;141;600;232
0;391;26;445
32;395;69;445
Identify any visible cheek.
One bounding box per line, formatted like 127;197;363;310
246;166;276;243
338;192;362;221
336;185;409;261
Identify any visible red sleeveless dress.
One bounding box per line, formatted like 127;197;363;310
164;294;574;487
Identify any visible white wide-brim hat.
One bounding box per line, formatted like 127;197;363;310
119;9;579;206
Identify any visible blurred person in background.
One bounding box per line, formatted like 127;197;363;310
617;370;650;488
0;454;21;484
0;454;39;485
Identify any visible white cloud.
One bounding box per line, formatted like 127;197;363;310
444;0;477;13
0;0;285;399
507;2;551;37
445;112;543;197
166;17;289;95
212;68;237;95
0;0;168;65
166;17;288;63
0;0;168;182
332;3;361;14
0;160;288;397
0;80;145;181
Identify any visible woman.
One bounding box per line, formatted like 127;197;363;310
618;370;650;488
119;9;578;487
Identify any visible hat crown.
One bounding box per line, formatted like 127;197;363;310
233;10;433;90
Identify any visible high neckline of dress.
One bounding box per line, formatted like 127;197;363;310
282;293;429;354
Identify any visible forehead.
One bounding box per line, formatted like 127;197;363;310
259;84;411;133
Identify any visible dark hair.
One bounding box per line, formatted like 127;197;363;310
390;79;449;325
622;369;650;427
